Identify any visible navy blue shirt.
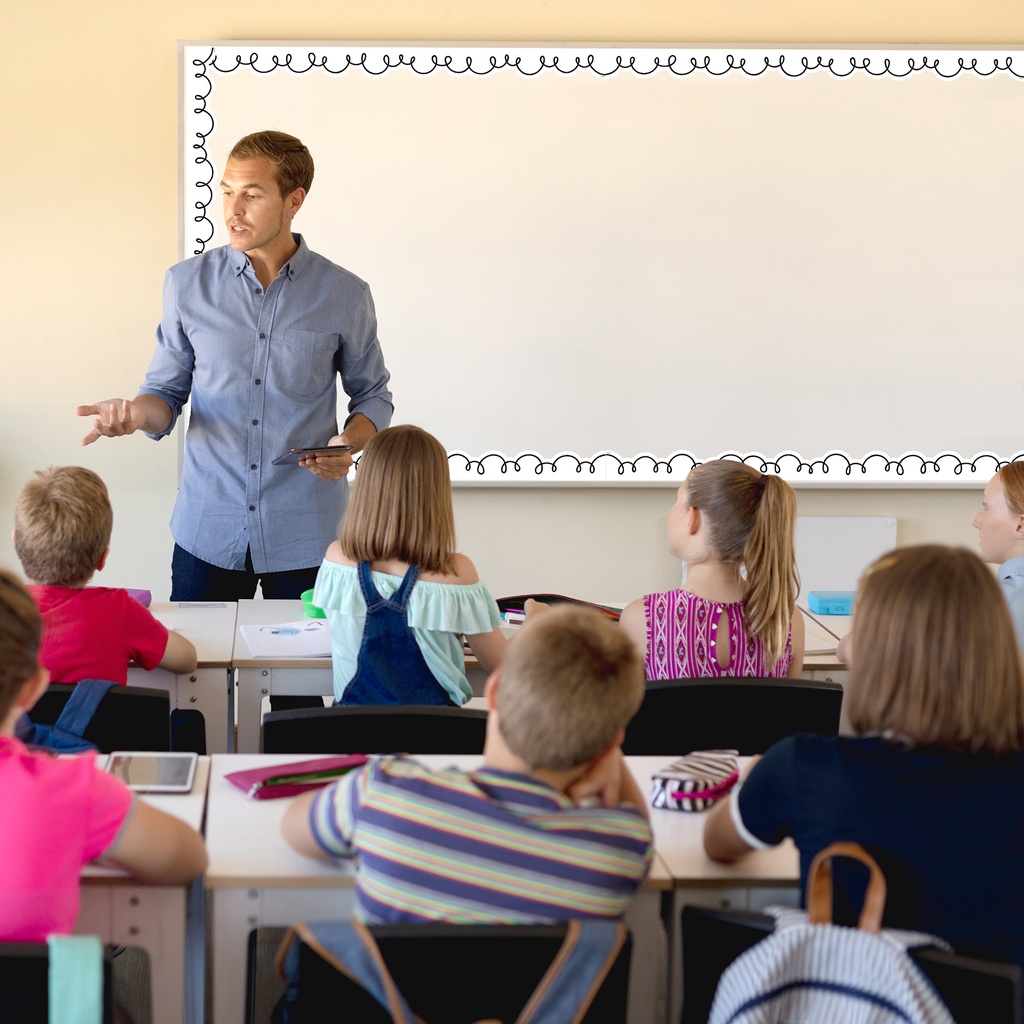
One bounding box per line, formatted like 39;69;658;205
140;235;393;574
734;734;1024;971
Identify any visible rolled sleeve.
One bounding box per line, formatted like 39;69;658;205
139;268;195;439
734;740;798;849
337;287;393;432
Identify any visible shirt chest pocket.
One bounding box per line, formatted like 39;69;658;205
275;329;340;398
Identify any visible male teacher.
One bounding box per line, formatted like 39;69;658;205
78;130;393;601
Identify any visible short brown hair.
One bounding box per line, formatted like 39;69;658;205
0;570;42;721
497;606;645;770
339;426;457;575
997;462;1024;517
848;545;1024;754
687;460;799;667
14;467;113;587
229;130;314;197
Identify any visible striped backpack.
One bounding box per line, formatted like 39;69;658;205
709;842;955;1024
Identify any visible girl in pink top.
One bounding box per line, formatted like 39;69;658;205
620;461;804;679
0;569;207;942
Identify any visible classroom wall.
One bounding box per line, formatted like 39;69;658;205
3;0;1016;601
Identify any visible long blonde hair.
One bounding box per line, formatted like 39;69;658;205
848;545;1024;754
686;460;799;667
338;425;457;575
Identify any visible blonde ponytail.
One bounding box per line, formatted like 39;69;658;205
687;461;799;669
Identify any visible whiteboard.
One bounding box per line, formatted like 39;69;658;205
181;44;1024;486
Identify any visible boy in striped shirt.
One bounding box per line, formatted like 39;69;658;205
281;605;653;923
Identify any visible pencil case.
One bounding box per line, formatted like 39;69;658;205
649;750;739;812
225;754;369;799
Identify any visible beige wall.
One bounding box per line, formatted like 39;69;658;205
3;2;1016;599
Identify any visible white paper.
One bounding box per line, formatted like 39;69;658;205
240;619;332;658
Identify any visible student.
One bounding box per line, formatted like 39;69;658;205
0;569;207;941
281;605;653;922
13;466;197;684
619;460;804;679
973;462;1024;651
704;545;1024;976
312;424;506;706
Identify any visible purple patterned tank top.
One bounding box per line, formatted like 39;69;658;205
642;589;792;680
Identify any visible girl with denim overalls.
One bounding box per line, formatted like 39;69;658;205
312;425;508;706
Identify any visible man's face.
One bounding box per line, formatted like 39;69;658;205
973;475;1022;565
220;156;302;256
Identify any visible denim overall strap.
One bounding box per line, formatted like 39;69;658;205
340;564;453;706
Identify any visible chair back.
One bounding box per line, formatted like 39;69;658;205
29;683;171;752
0;941;115;1024
680;905;1022;1024
264;922;631;1024
261;705;489;755
622;676;844;755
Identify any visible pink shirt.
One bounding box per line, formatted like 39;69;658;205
0;736;134;940
642;589;793;680
29;585;169;685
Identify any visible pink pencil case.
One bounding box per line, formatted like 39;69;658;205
649;750;739;812
225;755;369;800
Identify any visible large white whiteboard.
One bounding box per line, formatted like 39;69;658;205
181;44;1024;485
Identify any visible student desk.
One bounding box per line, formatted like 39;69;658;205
79;756;211;1024
205;753;671;1024
128;601;239;753
626;756;800;1024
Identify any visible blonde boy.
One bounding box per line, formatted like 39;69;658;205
14;467;196;684
282;605;653;923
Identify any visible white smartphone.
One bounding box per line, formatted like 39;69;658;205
106;751;198;793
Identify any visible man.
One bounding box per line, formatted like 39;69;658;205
78;131;393;601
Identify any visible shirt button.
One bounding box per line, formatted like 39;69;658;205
248;505;256;512
254;379;262;385
250;463;257;470
252;419;259;426
259;333;266;340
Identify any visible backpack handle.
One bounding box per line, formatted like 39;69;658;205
806;841;886;933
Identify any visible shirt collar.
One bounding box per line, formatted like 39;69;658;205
228;233;310;280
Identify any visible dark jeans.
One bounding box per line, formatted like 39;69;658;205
170;544;319;602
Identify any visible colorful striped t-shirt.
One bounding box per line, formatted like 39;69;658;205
308;756;653;924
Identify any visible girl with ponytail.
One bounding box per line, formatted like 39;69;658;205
619;460;803;678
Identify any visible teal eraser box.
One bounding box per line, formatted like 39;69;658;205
808;591;854;615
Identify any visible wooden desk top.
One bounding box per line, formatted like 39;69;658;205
149;602;238;668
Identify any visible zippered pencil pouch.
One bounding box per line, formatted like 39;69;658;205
649;750;739;812
225;754;369;800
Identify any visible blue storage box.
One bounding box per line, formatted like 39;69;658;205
807;590;855;615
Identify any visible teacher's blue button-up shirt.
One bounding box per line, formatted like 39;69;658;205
139;235;393;574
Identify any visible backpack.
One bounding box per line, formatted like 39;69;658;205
709;842;955;1024
15;679;116;754
273;919;628;1024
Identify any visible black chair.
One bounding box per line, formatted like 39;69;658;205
259;923;631;1024
0;941;116;1024
621;677;844;755
261;704;489;754
680;905;1022;1024
28;683;172;753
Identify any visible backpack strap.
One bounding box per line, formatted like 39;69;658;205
276;921;422;1024
53;679;117;738
806;841;886;933
516;920;627;1024
47;934;103;1024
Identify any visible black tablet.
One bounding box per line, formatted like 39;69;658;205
271;444;354;466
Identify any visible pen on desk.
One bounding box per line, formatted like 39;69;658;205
797;605;843;642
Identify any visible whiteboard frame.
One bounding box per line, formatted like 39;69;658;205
180;42;1024;488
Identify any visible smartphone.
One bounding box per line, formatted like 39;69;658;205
106;751;198;793
271;444;355;466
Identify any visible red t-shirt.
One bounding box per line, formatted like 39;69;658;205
28;585;169;685
0;735;134;940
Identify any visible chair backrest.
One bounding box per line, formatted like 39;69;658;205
680;905;1022;1024
622;676;844;755
264;923;631;1024
29;683;171;753
261;705;489;754
0;941;115;1024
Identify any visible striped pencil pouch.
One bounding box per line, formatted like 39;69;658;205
649;750;740;812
